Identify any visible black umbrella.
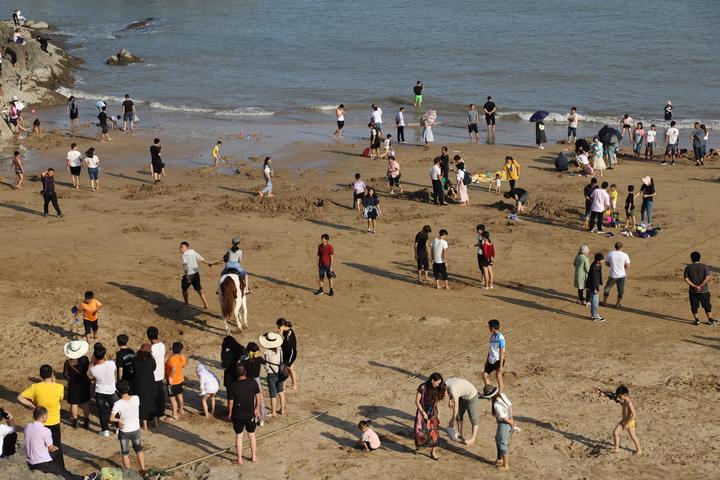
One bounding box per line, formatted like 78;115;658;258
575;138;591;154
598;125;622;145
529;111;549;123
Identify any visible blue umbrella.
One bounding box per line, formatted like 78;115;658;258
529;111;549;123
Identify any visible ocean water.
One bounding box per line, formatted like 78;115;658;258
7;0;720;149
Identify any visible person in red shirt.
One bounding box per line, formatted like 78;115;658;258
315;234;335;296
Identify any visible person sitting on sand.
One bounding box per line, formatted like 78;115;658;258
595;385;641;455
12;150;24;190
358;420;381;451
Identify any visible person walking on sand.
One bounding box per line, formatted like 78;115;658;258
89;343;117;437
179;241;211;308
277;318;298;390
12;150;24;189
258;156;273;198
66;143;82;190
446;377;481;445
639;176;655;225
595;385;641;455
587;252;605;322
467;104;480;142
227;364;260;465
413;81;424;108
98;106;111;142
502;156;520;190
455;156;469;206
395;106;406;144
387;155;402;194
212;140;224;166
483;96;497;137
352;173;366;211
414;225;431;283
110;380;147;475
414;372;446;460
41;168;62;218
603;242;630;308
431;229;449;290
121;94;136;132
482;384;516;470
362;187;380;234
588;181;610;233
480;231;495;289
150;138;165;185
315;233;335;296
684;251;715;326
574;245;590;305
67;96;79;130
84;148;100;192
482;319;506;391
567;106;578;144
333;104;345;142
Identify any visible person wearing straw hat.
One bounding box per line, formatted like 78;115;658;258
62;340;91;430
259;332;286;418
482;384;516;471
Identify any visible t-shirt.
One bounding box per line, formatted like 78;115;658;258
371;108;382;124
488;332;506;363
430;164;441;181
605;250;630;279
24;422;53;465
182;249;204;275
389;160;400;177
85;155;99;169
467;109;478;124
509;188;527;199
684;263;710;293
80;299;102;321
413;85;423;96
228;378;260;419
0;423;15;454
318;243;334;266
610;190;618;208
646;129;657;143
263;164;271;180
584;184;597;206
165;354;187;385
483;101;496;115
415;231;428;254
115;347;135;380
353;179;366;194
151;342;166;381
212;144;220;159
431;238;447;264
150;145;162;163
666;127;679;145
66;150;82;167
122;99;134;113
493;393;512;421
568;112;578;128
21;383;64;426
445;377;478;400
625;192;635;211
197;365;220;395
395;111;405;127
336;109;345;121
111;396;141;432
577;153;589;165
90;361;117;395
98;111;108;127
590;188;610;213
361;428;381;449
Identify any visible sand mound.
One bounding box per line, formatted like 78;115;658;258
120;183;195;200
218;195;335;217
527;196;580;221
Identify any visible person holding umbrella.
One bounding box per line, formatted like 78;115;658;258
530;111;548;149
421;110;437;149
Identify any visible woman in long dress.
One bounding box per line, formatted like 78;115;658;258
132;344;158;431
573;245;590;305
63;343;91;429
455;158;469;206
535;121;547;149
591;136;606;176
421;111;436;149
414;372;446;460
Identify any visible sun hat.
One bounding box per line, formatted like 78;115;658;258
63;340;89;359
641;176;651;186
231;237;241;245
258;332;283;349
481;384;499;399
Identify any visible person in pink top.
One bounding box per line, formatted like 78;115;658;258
358;420;381;451
619;114;634;148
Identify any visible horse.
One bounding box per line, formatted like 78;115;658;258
218;274;248;334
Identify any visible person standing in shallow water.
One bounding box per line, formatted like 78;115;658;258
332;104;345;142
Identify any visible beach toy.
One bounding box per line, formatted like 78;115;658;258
447;425;459;441
71;306;78;315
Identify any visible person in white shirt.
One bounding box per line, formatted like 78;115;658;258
66;143;83;189
567;106;579;144
645;124;657;160
482;385;516;471
395;107;406;143
332;104;345;142
84;147;101;192
371;104;383;131
110;380;146;473
603;241;630;307
445;377;480;445
429;157;445;205
179;241;211;308
663;120;680;165
89;344;117;437
147;326;166;426
431;229;449;290
196;363;220;418
588;181;610;233
352;173;366;211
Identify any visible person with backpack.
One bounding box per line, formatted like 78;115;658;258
454;156;470;206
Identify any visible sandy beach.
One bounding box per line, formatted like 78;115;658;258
1;126;719;479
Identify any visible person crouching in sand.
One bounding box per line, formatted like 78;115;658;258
595;385;642;455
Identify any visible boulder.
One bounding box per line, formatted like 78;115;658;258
106;49;143;65
122;18;154;31
32;66;52;81
25;20;49;30
106;55;119;65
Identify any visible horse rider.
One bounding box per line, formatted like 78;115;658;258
219;237;250;294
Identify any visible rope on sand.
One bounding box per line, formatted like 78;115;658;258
156;229;718;475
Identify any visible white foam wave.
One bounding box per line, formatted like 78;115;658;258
308;105;339;112
498;110;720;129
215;107;275;117
56;87;126;103
149;101;213;113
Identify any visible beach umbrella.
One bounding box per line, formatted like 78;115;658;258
529;111;549;123
598;125;621;145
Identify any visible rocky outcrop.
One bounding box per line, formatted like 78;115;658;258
106;48;144;65
23;20;49;30
122;17;154;31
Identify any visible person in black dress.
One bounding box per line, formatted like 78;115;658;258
277;319;298;390
62;340;91;429
221;336;245;413
131;344;157;431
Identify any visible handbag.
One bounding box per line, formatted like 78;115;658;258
269;361;290;382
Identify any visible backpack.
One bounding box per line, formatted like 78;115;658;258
463;170;472;186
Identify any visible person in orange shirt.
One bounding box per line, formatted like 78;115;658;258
74;291;103;344
165;342;187;421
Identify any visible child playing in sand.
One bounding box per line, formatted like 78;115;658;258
74;291;103;344
609;184;618;212
12;150;23;190
624;185;637;229
381;134;393;159
196;363;219;418
358;420;381;451
165;342;187;420
596;385;641;455
32;118;41;136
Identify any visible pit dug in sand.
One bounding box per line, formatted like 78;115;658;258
121;183;195;200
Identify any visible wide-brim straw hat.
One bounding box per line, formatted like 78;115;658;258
481;384;499;399
259;332;283;349
641;176;652;186
64;340;89;359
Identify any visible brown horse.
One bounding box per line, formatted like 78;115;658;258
218;274;247;334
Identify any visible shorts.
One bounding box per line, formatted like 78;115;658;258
416;252;429;271
485;114;496;126
88;168;99;180
353;191;364;205
83;319;98;335
167;382;184;397
689;291;712;314
101;125;109;134
337;120;345;129
567;126;577;137
267;373;285;398
318;264;333;279
69;166;81;176
181;272;202;292
363;441;379;451
432;262;448;280
478;254;491;268
484;359;504;374
15;167;23;176
118;429;142;455
646;142;655;154
458;393;481;426
9;118;17;126
232;416;257;434
123;112;134;122
415;94;423;103
666;144;677;155
518;192;529;204
388;175;400;187
468;123;478;133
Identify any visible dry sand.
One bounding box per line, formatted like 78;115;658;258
0;132;719;480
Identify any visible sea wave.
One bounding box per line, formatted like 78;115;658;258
498;111;720;129
308;105;339;111
215;107;275;117
56;87;126;103
149;102;213;113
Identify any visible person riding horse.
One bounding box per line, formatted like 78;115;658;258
220;237;249;293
